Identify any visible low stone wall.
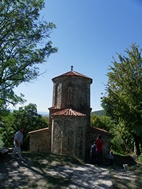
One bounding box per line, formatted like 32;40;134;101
29;128;51;152
89;127;110;156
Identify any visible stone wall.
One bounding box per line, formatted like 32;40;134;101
89;127;110;157
29;125;110;161
51;116;87;160
52;77;92;116
29;128;51;152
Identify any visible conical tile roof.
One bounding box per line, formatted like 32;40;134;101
52;66;92;82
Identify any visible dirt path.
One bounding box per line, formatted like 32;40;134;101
0;153;140;189
0;156;113;189
68;164;113;189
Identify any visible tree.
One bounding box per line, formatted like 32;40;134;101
0;0;57;111
1;103;48;150
101;44;142;155
91;113;114;131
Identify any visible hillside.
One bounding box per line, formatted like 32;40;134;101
92;110;104;116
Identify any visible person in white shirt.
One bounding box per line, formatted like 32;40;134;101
11;128;25;161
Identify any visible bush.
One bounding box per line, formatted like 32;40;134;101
138;153;142;162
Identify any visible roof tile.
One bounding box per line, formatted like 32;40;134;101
52;70;92;81
51;108;86;117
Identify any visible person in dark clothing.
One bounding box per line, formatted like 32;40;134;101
90;141;96;164
108;150;114;166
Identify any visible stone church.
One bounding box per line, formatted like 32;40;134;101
29;67;110;161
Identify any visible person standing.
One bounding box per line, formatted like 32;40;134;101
95;134;104;165
11;128;25;161
90;141;96;164
108;150;114;166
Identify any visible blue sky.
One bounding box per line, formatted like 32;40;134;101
13;0;142;114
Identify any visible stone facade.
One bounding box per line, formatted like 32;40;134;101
29;67;110;160
29;128;51;152
51;116;87;159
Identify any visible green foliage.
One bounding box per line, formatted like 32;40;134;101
1;103;49;150
110;123;133;154
1;127;14;148
138;152;142;162
101;44;142;154
0;133;4;148
91;113;114;132
42;115;49;125
0;0;57;111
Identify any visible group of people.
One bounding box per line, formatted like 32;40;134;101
90;134;114;166
90;134;104;165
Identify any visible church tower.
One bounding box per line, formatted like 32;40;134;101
49;67;92;160
29;67;109;161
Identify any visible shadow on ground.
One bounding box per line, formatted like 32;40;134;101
0;152;81;189
113;154;137;168
110;154;142;189
0;152;141;189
